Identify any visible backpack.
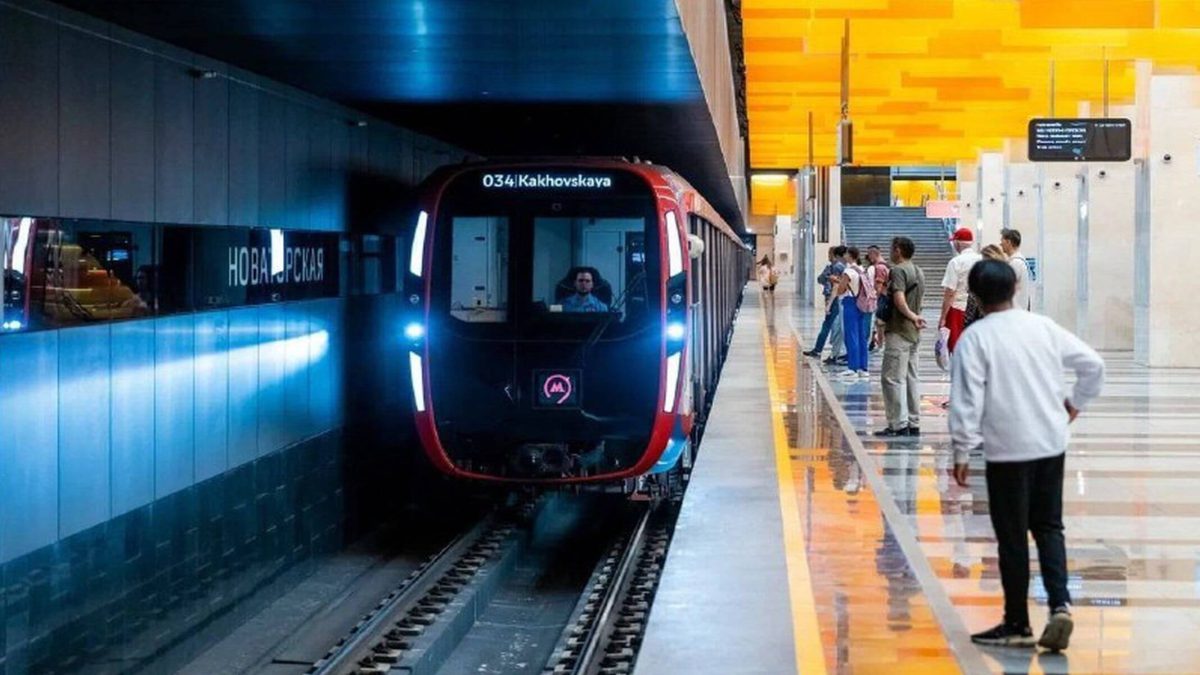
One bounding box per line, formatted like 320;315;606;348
853;265;878;313
877;278;918;322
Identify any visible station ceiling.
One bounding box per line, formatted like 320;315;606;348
56;0;745;230
745;0;1200;168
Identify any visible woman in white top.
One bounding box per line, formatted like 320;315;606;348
757;256;778;293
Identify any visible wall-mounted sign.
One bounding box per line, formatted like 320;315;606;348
481;172;614;190
1028;118;1132;162
189;228;341;308
925;200;961;219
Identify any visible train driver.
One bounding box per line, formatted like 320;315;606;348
562;268;610;313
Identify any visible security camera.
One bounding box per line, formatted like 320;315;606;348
1163;153;1172;163
1017;189;1025;197
1053;181;1062;189
1098;169;1107;178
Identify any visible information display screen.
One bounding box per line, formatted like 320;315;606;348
1028;118;1132;162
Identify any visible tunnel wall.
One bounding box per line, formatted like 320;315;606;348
0;1;460;670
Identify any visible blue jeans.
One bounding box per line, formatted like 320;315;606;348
842;297;867;372
861;310;875;349
811;296;840;352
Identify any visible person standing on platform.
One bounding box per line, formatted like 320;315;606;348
823;246;849;365
938;228;982;354
1000;228;1033;311
805;247;844;358
963;244;1008;331
949;260;1105;652
866;245;890;350
874;237;926;437
835;246;869;380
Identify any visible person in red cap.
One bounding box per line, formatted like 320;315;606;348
939;227;982;353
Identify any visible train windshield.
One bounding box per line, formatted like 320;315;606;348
435;167;660;339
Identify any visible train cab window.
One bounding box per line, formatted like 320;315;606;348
450;216;509;323
530;217;647;321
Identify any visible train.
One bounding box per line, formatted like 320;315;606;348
403;158;751;494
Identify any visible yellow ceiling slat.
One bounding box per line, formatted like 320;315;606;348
744;0;1200;168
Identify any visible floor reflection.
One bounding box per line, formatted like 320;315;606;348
781;284;1200;673
761;293;961;673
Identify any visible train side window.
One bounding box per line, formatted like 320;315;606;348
450;216;509;322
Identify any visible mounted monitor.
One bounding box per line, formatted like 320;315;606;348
1028;118;1132;162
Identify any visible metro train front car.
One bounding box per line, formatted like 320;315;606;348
404;160;694;490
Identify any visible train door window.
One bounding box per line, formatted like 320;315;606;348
450;216;509;322
530;217;647;320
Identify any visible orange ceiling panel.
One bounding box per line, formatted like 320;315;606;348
744;0;1200;168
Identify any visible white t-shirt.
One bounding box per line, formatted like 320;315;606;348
941;248;982;311
842;265;862;298
1010;255;1032;311
949;310;1105;464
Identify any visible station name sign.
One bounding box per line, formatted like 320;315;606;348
1028;118;1132;162
228;243;325;288
481;172;614;190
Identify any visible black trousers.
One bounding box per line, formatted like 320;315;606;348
985;453;1070;627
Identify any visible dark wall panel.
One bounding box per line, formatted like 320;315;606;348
154;315;196;497
110;320;156;516
58;325;111;538
329;122;349;231
285;103;310;230
310;114;333;231
59;30;111;218
193;67;230;225
228;82;260;227
194;312;230;481
0;8;59;215
258;92;286;228
110;43;155;221
154;59;194;223
0;330;59;561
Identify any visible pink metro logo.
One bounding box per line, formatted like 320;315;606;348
543;374;573;405
534;370;581;409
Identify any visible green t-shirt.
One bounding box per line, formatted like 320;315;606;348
887;260;925;343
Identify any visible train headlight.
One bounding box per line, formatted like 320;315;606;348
665;211;683;276
409;352;426;412
663;353;682;413
1;320;21;331
665;321;685;341
409;210;428;277
404;322;425;340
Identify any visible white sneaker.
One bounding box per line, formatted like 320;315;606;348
836;370;858;381
857;370;871;380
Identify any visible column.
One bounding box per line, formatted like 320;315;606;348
1143;73;1200;366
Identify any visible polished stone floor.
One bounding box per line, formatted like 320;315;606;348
638;284;1200;674
784;284;1200;674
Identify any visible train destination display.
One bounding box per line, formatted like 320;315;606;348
1028;118;1132;162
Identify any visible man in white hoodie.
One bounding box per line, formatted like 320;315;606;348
949;260;1105;652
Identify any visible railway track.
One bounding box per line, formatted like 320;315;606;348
297;495;676;675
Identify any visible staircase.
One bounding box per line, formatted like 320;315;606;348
842;206;953;307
